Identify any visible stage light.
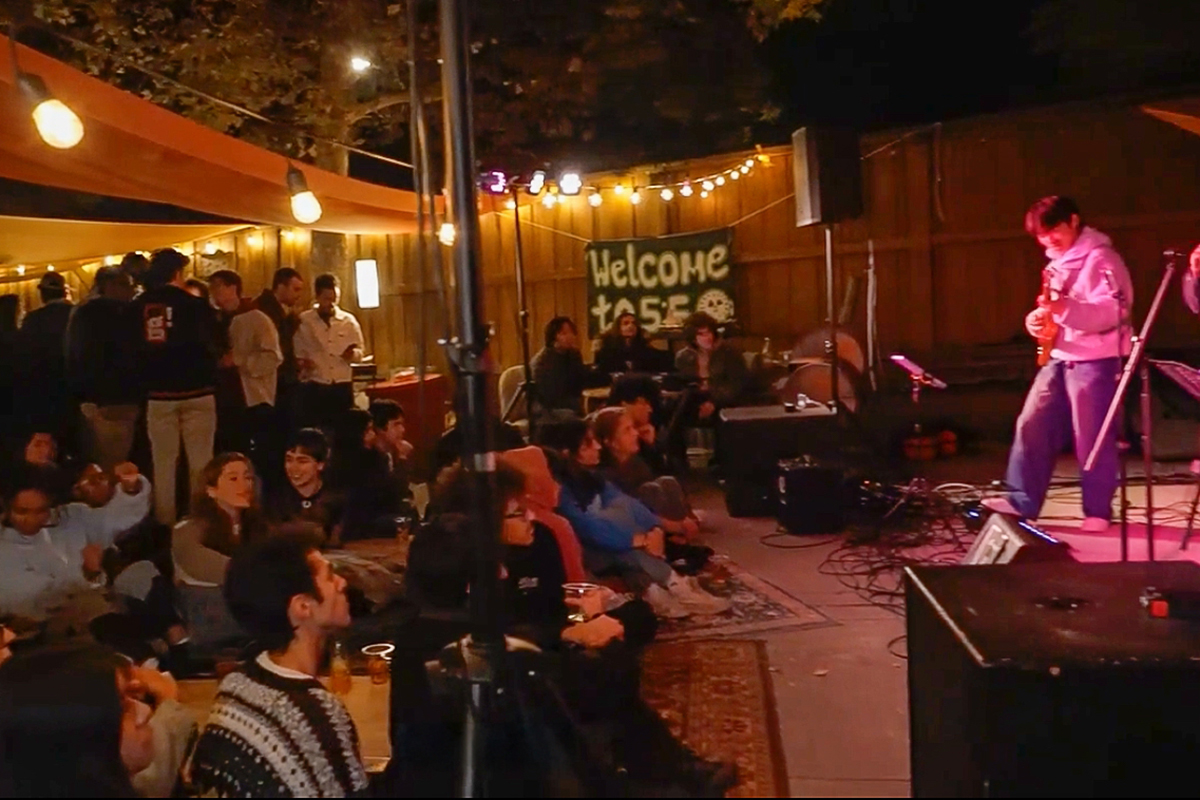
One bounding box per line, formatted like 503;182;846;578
702;180;715;192
350;56;373;73
203;242;218;255
355;259;380;309
438;222;457;246
18;73;83;149
541;192;557;209
660;188;674;202
504;198;517;210
630;189;642;205
700;190;710;199
729;169;740;181
481;170;508;194
527;170;547;195
588;191;603;207
286;164;323;224
715;176;726;186
679;182;694;197
559;172;583;196
613;183;626;195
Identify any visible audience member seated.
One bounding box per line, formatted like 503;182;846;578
668;312;751;462
3;429;78;505
433;416;526;479
0;641;197;798
0;463;151;637
327;409;411;541
594;312;671;375
497;445;588;583
171;453;267;648
593;407;713;575
265;428;343;543
184;535;370;797
530;316;592;419
608;373;670;475
536;418;728;619
369;398;414;503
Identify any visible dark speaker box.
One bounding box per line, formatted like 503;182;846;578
961;513;1073;565
777;458;843;534
906;561;1200;798
717;405;841;518
792;127;864;227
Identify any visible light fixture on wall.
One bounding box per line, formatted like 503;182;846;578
355;259;380;309
203;242;218;255
16;265;25;276
438;222;457;246
286;163;323;224
246;232;263;248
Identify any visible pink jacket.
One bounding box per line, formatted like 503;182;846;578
499;446;588;582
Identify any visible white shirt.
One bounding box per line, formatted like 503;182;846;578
230;309;283;407
293;306;365;386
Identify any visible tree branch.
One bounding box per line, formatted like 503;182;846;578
348;90;441;123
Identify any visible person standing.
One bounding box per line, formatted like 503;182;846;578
66;266;142;470
983;196;1134;531
12;272;74;453
253;267;305;433
294;273;364;430
132;249;219;524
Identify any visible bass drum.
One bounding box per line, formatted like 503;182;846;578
774;357;862;413
791;328;866;375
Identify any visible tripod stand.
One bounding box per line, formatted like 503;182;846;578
888;354;948;500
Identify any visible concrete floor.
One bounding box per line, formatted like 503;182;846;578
690;445;1200;798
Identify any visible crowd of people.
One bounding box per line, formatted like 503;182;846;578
0;255;756;796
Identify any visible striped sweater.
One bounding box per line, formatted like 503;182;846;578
186;652;369;798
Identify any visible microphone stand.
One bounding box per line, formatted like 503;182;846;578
1085;251;1184;562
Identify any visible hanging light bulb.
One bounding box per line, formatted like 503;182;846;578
286;164;323;224
16;265;26;276
541;192;557;209
740;164;750;174
729;170;741;181
527;170;547;196
744;159;755;168
504;198;517;210
558;172;583;196
350;56;373;73
702;179;715;192
438;222;457;246
679;182;694;197
588;191;603;207
715;176;726;186
660;188;674;202
700;190;710;199
629;189;642;205
18;73;84;149
46;264;55;272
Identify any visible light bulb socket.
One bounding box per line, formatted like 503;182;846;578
16;71;51;107
286;163;310;196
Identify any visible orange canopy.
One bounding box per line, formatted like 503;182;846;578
0;34;419;235
1142;97;1200;138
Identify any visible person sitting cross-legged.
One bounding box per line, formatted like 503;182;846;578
182;534;370;798
266;428;344;544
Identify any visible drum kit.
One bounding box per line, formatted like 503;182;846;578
759;325;868;413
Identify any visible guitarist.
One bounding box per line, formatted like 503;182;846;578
984;196;1133;532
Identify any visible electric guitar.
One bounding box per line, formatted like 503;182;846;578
1035;267;1060;367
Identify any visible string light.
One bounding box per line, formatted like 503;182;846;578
613;184;626;195
629;189;642;205
203;242;218;255
660;188;674;202
679;182;693;197
729;170;740;181
702;180;715;192
588;191;603;207
16;70;84;149
745;159;755;168
438;222;457;246
504;198;517;210
715;176;726;186
46;264;55;271
541;192;557;209
700;190;710;199
527;171;547;196
17;265;26;276
559;172;583;196
739;164;750;174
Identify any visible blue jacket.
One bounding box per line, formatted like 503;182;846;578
556;478;660;553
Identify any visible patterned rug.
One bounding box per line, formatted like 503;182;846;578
641;639;789;798
657;554;831;640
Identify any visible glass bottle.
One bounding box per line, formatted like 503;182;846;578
329;640;353;695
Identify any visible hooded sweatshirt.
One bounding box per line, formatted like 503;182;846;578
1039;226;1134;362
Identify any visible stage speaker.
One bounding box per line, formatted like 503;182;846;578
906;561;1200;798
961;513;1073;565
777;457;843;534
791;126;864;227
717;404;841;518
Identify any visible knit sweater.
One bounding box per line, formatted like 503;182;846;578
186;652;369;798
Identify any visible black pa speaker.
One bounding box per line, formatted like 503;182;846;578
791;126;864;227
906;561;1200;798
776;457;843;534
961;513;1073;565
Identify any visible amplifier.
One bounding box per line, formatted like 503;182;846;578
907;561;1200;798
718;404;840;518
962;513;1073;565
777;457;843;534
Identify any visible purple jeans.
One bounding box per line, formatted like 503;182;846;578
1005;357;1121;520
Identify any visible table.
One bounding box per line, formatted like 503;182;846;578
364;372;450;481
179;675;392;769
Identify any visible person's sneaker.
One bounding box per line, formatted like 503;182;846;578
645;584;691;619
669;576;731;615
1081;517;1110;533
681;758;740;797
981;497;1021;517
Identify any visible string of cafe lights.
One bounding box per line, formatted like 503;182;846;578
480;147;774;210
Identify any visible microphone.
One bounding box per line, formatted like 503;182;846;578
889;354;947;390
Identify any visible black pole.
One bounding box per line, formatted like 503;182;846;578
510;186;537;434
825;225;838;408
407;0;428;435
438;0;504;795
1141;357;1154;561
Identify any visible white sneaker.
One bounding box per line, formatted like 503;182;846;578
645;583;691;619
981;497;1021;517
1080;517;1110;533
669;576;731;616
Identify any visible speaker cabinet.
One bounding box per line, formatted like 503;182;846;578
792;127;864;227
962;513;1073;565
906;561;1200;798
777;458;843;534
